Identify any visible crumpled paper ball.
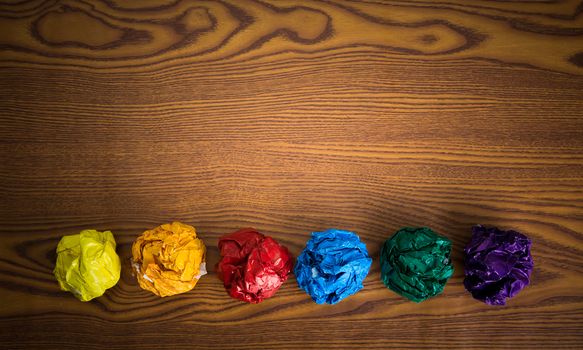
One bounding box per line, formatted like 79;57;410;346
464;225;534;305
295;229;372;305
54;229;121;302
380;227;454;302
132;222;206;297
217;228;293;303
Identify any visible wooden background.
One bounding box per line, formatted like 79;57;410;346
1;0;583;349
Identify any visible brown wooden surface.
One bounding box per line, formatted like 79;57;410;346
1;0;583;349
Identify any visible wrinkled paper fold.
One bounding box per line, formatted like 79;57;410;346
132;222;206;297
54;229;121;301
380;227;454;302
295;229;372;304
464;225;533;305
217;228;292;303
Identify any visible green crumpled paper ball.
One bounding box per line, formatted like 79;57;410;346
54;229;121;302
380;227;454;302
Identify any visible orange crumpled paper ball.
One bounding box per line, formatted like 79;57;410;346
132;222;207;297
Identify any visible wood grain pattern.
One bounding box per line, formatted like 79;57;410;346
1;0;583;349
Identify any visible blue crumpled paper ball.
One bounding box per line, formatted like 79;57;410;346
295;229;372;304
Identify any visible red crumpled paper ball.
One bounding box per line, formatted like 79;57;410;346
217;228;293;303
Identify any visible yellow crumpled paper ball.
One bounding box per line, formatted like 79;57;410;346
131;222;207;297
54;229;121;302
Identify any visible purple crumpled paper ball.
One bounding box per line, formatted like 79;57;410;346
464;225;534;305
